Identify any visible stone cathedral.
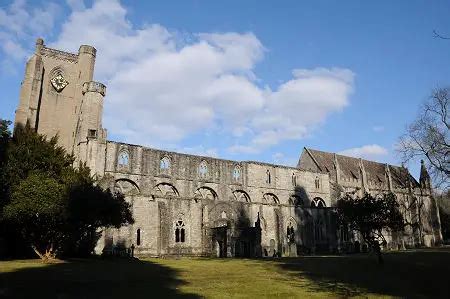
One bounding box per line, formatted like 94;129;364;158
14;39;442;257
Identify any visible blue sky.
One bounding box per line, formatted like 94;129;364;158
1;0;449;178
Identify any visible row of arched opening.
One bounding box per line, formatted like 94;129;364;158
118;151;243;181
115;179;326;207
117;151;324;190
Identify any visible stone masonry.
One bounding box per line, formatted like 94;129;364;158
14;39;442;257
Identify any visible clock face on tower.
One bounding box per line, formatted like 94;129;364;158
50;73;69;92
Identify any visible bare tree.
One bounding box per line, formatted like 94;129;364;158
433;30;450;40
398;88;450;189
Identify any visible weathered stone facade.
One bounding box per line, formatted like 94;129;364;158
94;142;332;257
14;39;442;257
299;148;443;249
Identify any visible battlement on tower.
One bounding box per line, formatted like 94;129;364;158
83;81;106;96
34;38;96;64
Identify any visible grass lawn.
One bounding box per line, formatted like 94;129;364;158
1;248;449;298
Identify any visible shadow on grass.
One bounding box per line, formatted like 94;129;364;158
275;249;450;298
0;258;200;298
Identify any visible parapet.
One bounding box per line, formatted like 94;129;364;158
82;81;106;96
35;38;44;53
79;45;97;57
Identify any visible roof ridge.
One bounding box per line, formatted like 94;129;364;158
306;147;404;169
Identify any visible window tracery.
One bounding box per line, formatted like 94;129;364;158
160;156;170;170
232;165;241;181
311;197;326;208
118;151;129;167
315;176;320;189
175;220;186;243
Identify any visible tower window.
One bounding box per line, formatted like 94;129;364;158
175;220;186;243
266;170;271;184
88;129;97;138
315;176;320;189
292;173;297;187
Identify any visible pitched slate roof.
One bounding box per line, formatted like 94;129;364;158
300;148;419;188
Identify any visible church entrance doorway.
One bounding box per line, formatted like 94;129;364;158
212;226;228;258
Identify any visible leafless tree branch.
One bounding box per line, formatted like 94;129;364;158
398;88;450;190
433;30;450;40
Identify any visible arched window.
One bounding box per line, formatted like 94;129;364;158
311;197;326;208
263;193;279;204
136;228;141;246
232;190;251;202
292;173;297;187
232;165;241;181
315;176;320;189
160;156;170;170
194;187;217;200
199;160;208;178
118;151;129;167
175;220;186;243
287;223;295;243
266;170;271;184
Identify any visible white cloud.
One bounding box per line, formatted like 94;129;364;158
339;144;388;161
372;125;384;132
179;146;218;158
5;0;355;153
0;0;60;62
244;67;354;151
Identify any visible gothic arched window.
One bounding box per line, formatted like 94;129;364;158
287;224;295;243
199;160;208;178
317;200;325;208
160;156;170;170
266;170;271;184
292;173;297;187
311;197;326;208
232;165;241;181
315;176;320;189
118;151;129;167
175;220;186;243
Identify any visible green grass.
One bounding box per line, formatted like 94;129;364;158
1;248;449;298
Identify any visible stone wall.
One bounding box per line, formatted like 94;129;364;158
96;141;335;257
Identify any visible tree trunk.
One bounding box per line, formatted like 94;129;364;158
374;244;384;264
31;244;45;260
31;244;56;261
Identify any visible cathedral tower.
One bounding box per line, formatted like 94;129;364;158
14;38;107;176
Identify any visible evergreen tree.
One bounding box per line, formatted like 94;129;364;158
1;123;133;259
